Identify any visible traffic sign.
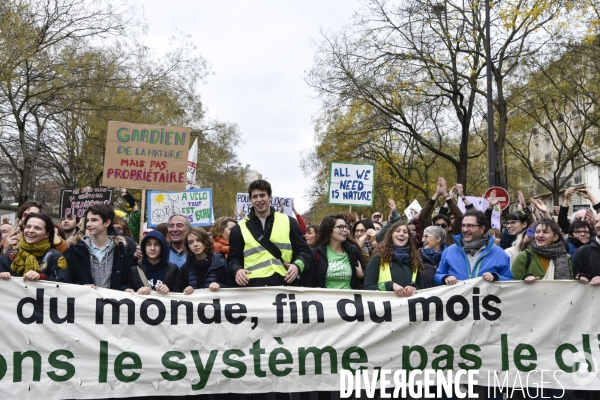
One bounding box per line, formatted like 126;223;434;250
484;187;510;210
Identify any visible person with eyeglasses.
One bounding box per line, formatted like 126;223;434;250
303;214;363;290
500;211;531;250
352;218;378;266
432;214;455;245
573;212;600;287
364;221;424;295
416;178;472;246
420;226;446;288
435;210;512;286
565;220;593;258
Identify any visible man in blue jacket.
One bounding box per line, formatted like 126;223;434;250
435;209;512;286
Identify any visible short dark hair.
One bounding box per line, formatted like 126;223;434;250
23;213;55;247
432;214;452;227
506;211;529;224
568;220;593;237
85;204;115;226
352;219;375;236
184;227;213;256
463;209;489;232
248;179;272;197
17;201;46;220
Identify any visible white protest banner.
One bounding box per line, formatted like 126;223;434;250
1;279;599;398
458;197;501;229
147;189;213;227
328;162;374;206
403;199;422;221
235;193;293;219
186;138;198;189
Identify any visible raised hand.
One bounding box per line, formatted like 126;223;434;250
487;190;499;207
435;177;448;198
387;198;397;211
517;190;527;209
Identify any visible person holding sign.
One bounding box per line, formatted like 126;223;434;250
0;213;68;282
229;179;311;288
128;230;182;294
302;214;363;289
181;227;234;293
364;221;424;295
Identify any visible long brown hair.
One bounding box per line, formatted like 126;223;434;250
375;221;423;273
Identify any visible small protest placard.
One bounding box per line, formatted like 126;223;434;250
102;121;191;191
0;212;15;225
235;193;293;220
60;188;113;219
403;199;422;221
458;196;501;229
572;204;590;213
147;189;213;227
328;162;375;206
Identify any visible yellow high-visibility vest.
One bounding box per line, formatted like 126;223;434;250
239;212;293;279
378;262;418;285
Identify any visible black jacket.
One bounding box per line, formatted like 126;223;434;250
180;253;235;289
572;239;600;280
65;236;132;290
228;207;311;279
303;242;361;289
128;230;182;292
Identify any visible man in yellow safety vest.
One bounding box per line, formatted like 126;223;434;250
229;179;310;287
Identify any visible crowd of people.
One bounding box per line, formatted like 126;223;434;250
0;177;599;399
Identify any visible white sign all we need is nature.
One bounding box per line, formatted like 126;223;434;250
328;162;375;207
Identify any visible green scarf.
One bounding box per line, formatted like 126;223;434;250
11;237;51;276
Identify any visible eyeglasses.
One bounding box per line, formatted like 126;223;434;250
462;224;481;230
422;234;438;239
434;223;448;229
334;225;350;231
355;228;367;234
573;230;590;236
505;220;519;226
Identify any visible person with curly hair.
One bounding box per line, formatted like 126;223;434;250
364;221;424;296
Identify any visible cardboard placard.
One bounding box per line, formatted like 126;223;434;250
328;162;375;206
102;121;190;191
147;189;213;227
60;188;113;219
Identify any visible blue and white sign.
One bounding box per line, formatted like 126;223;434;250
147;188;213;227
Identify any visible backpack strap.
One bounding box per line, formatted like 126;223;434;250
525;251;532;273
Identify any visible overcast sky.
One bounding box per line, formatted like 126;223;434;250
140;1;362;213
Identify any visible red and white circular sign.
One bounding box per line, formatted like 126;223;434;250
484;187;511;210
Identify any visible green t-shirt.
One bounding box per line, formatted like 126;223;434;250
325;245;353;289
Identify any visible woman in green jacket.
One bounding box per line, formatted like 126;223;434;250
364;221;424;296
511;219;572;282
